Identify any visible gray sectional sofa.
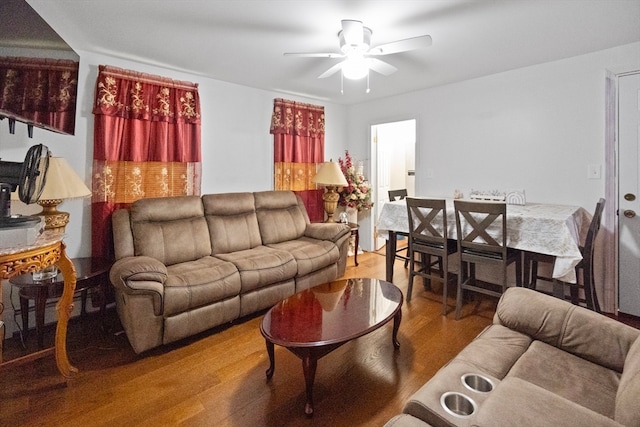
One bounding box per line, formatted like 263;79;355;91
386;287;640;427
109;190;351;354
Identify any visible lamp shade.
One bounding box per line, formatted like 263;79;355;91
313;161;348;186
39;157;91;201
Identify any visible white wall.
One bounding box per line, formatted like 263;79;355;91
348;42;640;252
0;49;347;338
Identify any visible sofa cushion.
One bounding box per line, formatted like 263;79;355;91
615;336;640;427
254;190;307;244
475;377;622;427
507;340;620;418
215;246;297;293
163;256;241;317
130;196;211;266
267;236;340;277
203;192;263;254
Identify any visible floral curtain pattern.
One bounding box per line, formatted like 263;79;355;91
0;57;78;134
270;98;324;222
92;65;201;258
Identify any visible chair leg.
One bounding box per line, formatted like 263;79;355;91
583;264;600;312
442;256;448;316
515;256;523;287
455;261;467;320
407;254;415;302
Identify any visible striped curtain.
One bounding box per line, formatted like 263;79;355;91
270;99;324;222
91;65;202;259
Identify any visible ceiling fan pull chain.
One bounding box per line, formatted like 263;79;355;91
341;71;344;94
366;71;370;94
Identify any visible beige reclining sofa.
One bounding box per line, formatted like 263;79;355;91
109;190;351;354
386;287;640;427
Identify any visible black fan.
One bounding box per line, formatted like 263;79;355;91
0;144;50;222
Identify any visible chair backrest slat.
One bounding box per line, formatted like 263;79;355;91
406;198;447;248
454;200;507;256
582;198;605;269
389;189;408;201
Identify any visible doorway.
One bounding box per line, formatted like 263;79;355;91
371;119;416;250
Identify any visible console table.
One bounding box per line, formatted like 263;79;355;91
0;232;78;378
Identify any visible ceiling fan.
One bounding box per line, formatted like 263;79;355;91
284;20;432;82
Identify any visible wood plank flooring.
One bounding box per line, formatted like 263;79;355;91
0;250;513;426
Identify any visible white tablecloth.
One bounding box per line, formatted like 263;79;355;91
376;200;591;283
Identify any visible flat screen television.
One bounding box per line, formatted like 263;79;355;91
0;0;79;136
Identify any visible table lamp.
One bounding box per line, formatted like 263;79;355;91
36;156;92;233
313;161;348;222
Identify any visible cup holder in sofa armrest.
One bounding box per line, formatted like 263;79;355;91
440;392;477;418
462;373;494;393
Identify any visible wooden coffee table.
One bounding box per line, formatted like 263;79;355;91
260;277;403;416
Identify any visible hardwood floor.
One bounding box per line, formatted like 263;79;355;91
0;251;516;426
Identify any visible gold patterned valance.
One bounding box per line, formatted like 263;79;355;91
0;56;78;134
270;98;325;137
93;65;201;124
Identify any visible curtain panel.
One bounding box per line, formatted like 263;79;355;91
92;65;202;258
270;98;325;222
0;57;78;135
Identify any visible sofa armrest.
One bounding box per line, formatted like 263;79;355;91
109;256;167;315
304;222;350;242
494;287;640;372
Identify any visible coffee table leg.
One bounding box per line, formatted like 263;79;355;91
392;308;402;349
302;354;318;417
265;340;275;380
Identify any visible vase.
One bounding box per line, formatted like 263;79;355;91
346;206;358;224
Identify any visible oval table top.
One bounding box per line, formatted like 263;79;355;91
260;277;403;348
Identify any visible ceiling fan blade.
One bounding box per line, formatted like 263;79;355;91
368;35;432;56
318;62;344;79
284;52;344;58
367;58;397;76
341;20;363;46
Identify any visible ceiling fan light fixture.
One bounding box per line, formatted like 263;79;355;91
342;55;369;80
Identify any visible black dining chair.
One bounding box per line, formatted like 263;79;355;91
523;198;605;312
406;198;457;314
388;189;411;268
454;200;523;320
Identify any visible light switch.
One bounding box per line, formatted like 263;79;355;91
587;164;601;180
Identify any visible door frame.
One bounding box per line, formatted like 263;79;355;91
370;117;418;252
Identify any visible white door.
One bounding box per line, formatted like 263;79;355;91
618;72;640;316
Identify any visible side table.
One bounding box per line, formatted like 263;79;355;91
348;222;359;266
10;257;112;348
0;232;78;378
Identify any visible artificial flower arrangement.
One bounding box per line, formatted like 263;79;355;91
337;150;374;212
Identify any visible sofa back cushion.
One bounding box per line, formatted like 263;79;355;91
615;337;640;427
130;196;211;266
254;191;307;244
203;193;262;254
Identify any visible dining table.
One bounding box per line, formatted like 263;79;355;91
376;199;592;295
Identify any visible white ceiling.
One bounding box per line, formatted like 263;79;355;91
26;0;640;105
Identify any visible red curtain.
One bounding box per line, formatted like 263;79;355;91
0;57;78;135
270;98;324;222
92;65;202;259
